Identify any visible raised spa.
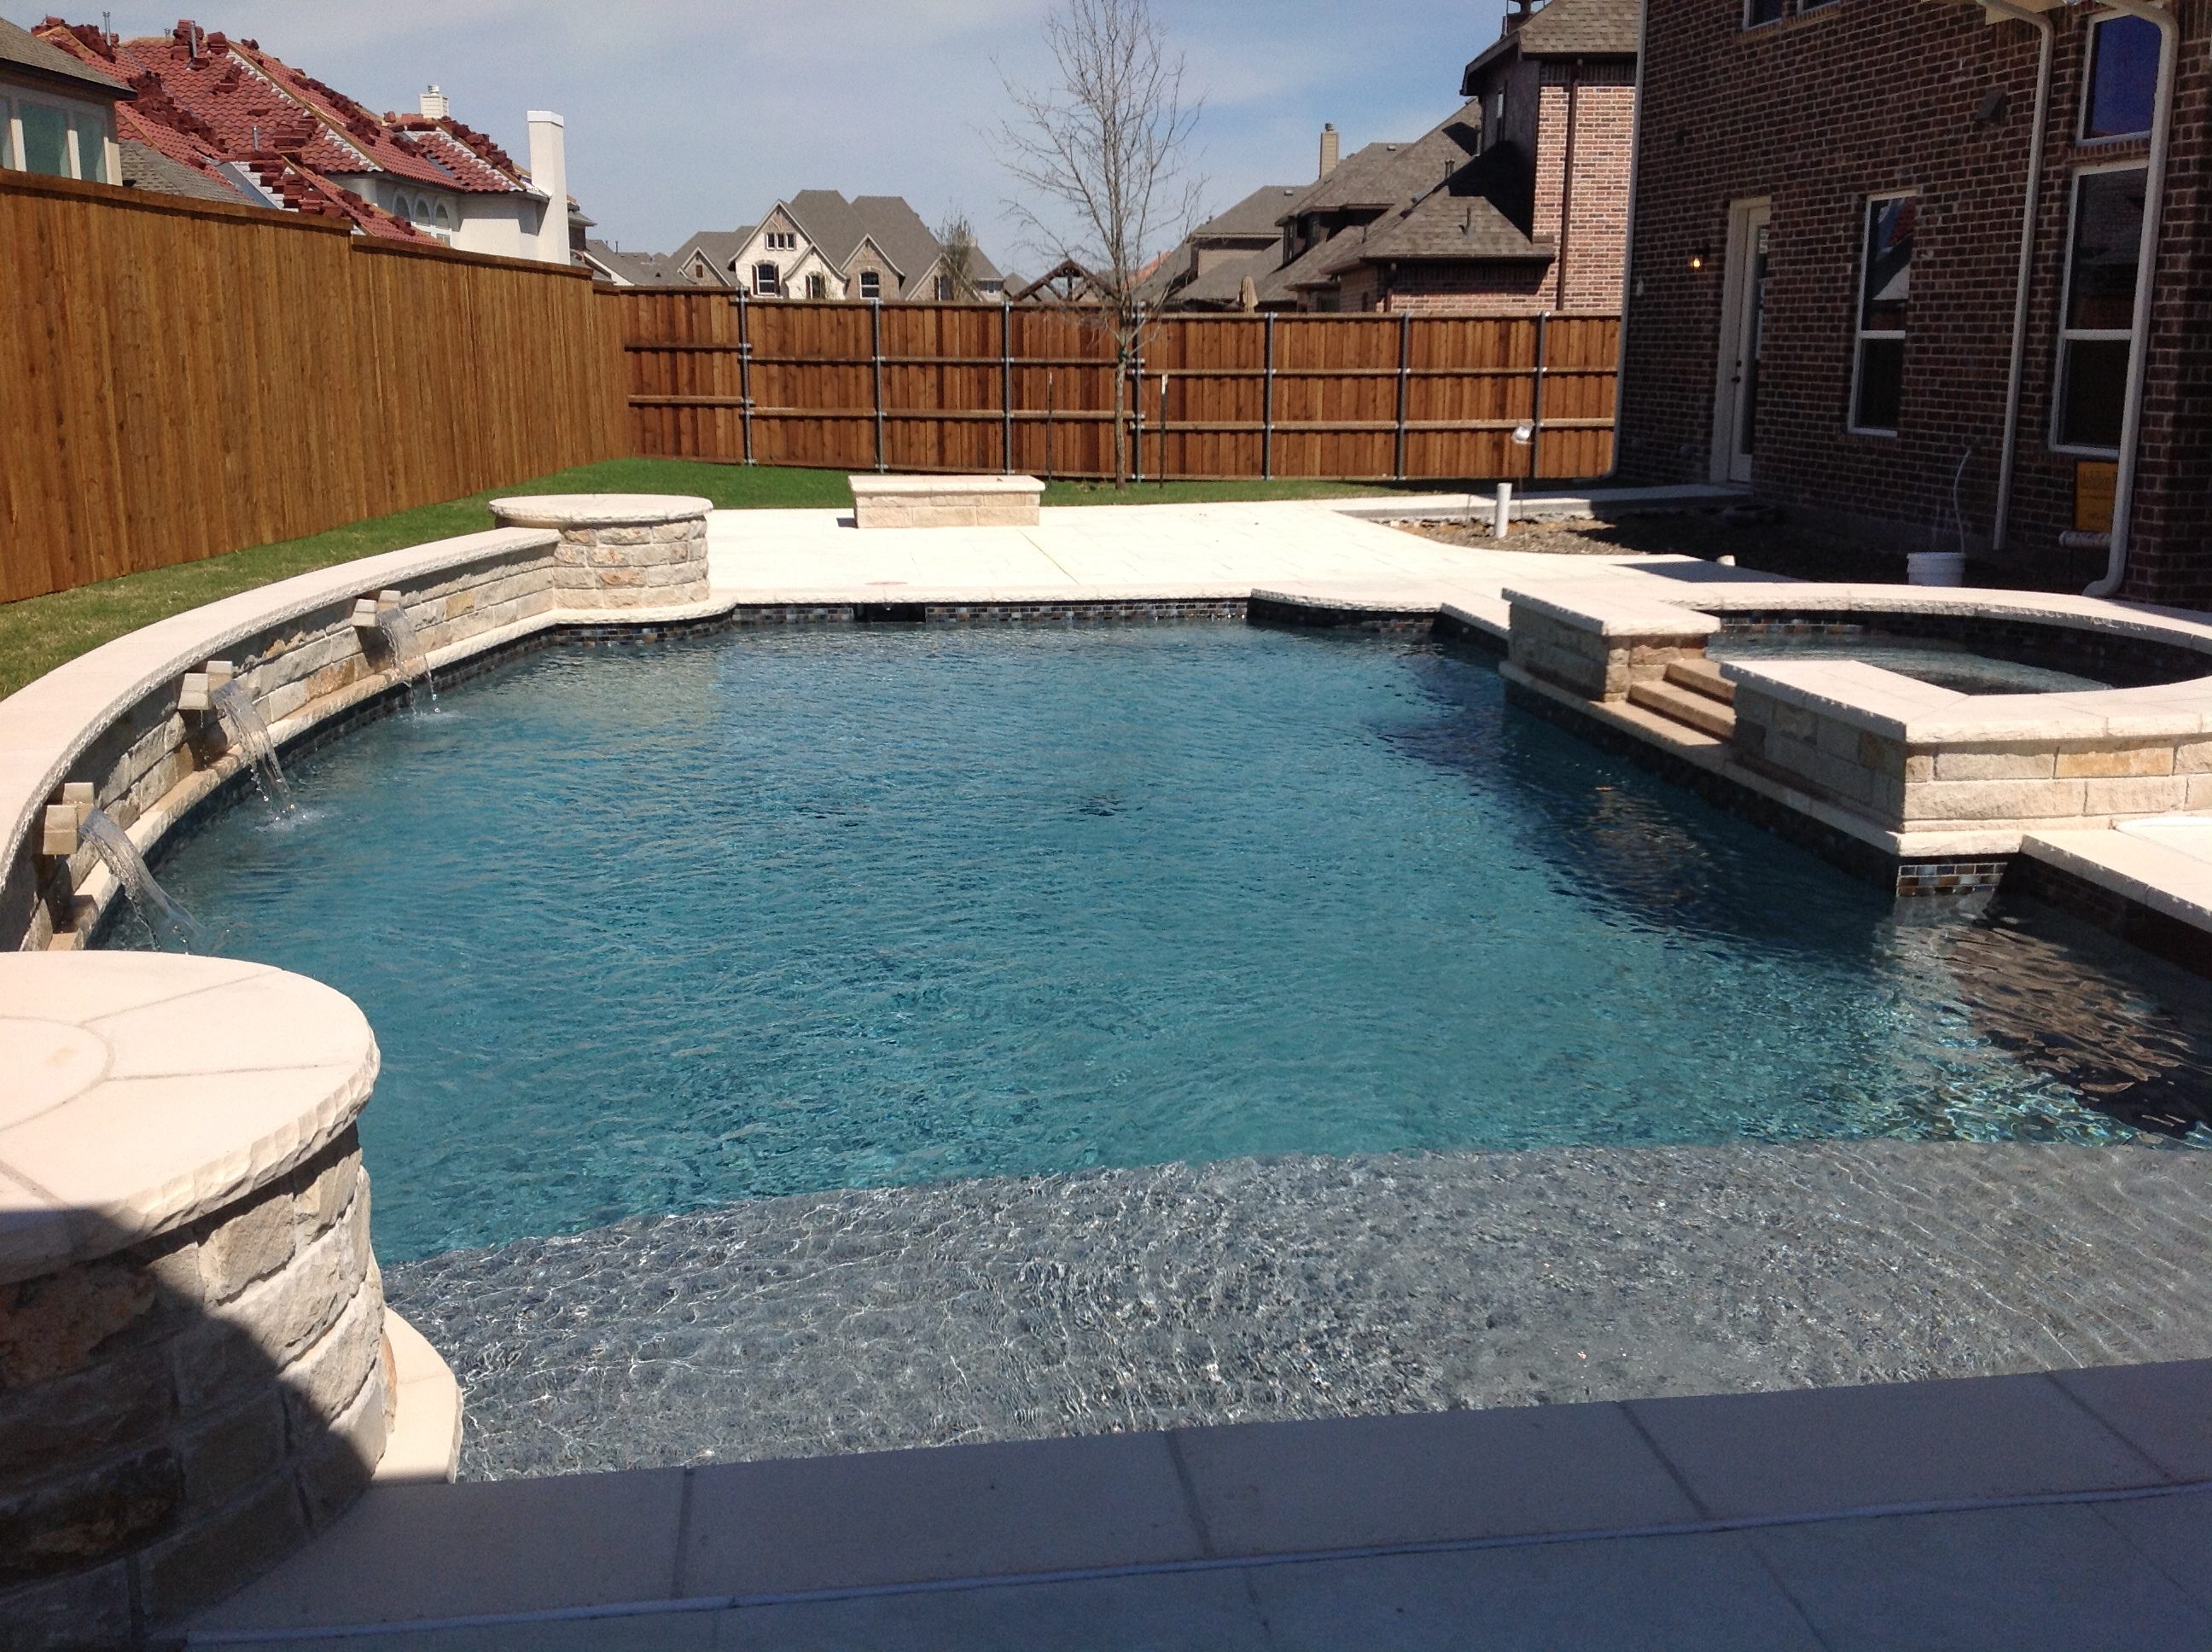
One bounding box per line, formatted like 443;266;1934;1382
122;625;2212;1261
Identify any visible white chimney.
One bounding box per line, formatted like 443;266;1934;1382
419;84;449;119
527;110;568;265
1318;123;1340;180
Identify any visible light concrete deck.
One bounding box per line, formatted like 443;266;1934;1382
189;1361;2212;1649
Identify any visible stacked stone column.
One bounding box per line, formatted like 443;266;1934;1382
488;493;713;610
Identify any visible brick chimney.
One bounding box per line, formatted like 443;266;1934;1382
1318;122;1340;180
419;84;450;119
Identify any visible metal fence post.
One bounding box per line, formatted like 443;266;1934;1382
1000;301;1015;474
1261;313;1276;480
734;289;755;466
1131;352;1145;485
1394;311;1412;481
1530;310;1550;481
870;297;886;473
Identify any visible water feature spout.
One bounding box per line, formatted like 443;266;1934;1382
208;674;295;812
353;591;439;711
49;796;201;948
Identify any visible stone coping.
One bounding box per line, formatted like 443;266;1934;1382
0;952;379;1283
1502;585;1724;641
486;494;713;529
846;474;1044;497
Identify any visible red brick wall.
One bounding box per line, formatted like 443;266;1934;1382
1619;0;2212;604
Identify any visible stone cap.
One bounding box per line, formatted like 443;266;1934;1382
0;954;379;1285
847;474;1045;497
1722;658;2212;744
1503;586;1722;642
488;495;714;529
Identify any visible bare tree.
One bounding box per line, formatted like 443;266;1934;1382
934;211;983;302
997;0;1203;486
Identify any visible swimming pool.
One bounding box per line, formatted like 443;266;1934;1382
131;625;2212;1260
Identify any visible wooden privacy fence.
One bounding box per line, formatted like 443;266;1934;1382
0;171;626;606
617;294;1620;484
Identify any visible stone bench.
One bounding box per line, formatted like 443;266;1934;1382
849;474;1045;530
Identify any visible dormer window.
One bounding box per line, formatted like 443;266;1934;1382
860;270;882;298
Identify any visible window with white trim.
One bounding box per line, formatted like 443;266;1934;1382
2053;165;2146;455
754;262;779;296
2081;14;2161;143
859;270;881;298
765;230;796;251
1849;194;1914;435
0;94;111;179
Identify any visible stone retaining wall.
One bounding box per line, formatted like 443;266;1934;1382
0;1130;386;1645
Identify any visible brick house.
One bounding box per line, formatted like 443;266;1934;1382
1615;0;2210;605
1165;0;1636;317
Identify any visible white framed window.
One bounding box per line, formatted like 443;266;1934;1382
754;262;779;296
2052;163;2146;456
765;230;796;252
2081;13;2161;143
1849;193;1914;436
17;96;72;177
805;270;827;300
859;270;881;299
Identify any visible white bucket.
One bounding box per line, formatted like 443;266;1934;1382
1907;551;1967;587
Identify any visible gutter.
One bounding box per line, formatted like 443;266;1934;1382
1985;0;2056;557
2084;0;2180;598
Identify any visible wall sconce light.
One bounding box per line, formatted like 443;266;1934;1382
1688;247;1710;271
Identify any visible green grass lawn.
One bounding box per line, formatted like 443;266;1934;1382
0;459;1421;697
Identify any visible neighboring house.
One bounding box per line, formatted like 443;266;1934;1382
701;191;1003;300
1;14;125;185
580;239;700;288
1615;0;2209;606
1162;0;1635;317
670;227;755;289
32;17;575;261
1147;182;1308;310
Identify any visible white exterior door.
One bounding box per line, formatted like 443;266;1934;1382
1712;200;1772;486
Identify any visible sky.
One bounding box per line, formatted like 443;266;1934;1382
81;1;1515;271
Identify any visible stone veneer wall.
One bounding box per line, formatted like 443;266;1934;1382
1507;607;1708;703
542;516;709;608
0;1131;385;1644
1733;687;2212;838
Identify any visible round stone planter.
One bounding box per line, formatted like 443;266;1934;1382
488;493;713;610
0;954;389;1647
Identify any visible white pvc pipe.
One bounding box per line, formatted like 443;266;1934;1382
2085;0;2179;598
1986;0;2055;556
1493;481;1513;538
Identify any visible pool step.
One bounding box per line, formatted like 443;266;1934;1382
1664;657;1736;705
1627;676;1738;741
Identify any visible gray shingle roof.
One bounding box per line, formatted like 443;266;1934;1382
583;240;699;288
1173;245;1278;308
1284;106;1482;218
1463;0;1639;88
782;189;874;270
1322;186;1552;270
0;15;132;97
672;227;755;285
850;195;942;290
1195;183;1307;240
118;139;256;205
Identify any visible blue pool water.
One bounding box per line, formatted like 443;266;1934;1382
131;625;2212;1259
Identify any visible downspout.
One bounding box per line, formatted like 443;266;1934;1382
1604;0;1650;482
1985;0;2055;558
2084;0;2179;597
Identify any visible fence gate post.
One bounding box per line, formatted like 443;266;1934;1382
870;298;887;473
734;290;755;466
1000;302;1015;474
1529;311;1550;481
1261;313;1276;480
1394;311;1412;481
